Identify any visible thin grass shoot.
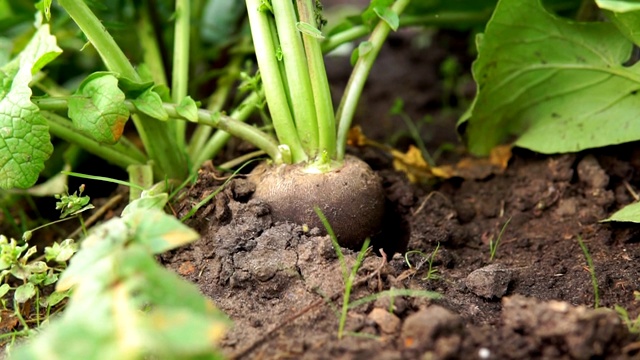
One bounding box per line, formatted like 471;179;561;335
577;235;600;308
489;217;511;261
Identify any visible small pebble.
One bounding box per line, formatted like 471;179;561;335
577;155;609;189
368;308;401;334
465;263;512;299
401;306;463;351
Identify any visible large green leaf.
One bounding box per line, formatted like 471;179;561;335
0;24;59;189
597;0;640;46
459;0;640;156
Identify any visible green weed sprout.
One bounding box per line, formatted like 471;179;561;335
405;242;441;281
615;305;640;334
489;217;511;262
315;206;368;339
577;235;600;309
315;207;440;339
0;234;77;338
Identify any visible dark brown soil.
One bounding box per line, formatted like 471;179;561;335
162;31;640;360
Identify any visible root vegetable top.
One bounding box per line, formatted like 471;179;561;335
250;156;385;248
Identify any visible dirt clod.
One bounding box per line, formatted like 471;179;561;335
401;305;464;357
465;263;513;299
502;295;630;360
368;308;401;334
577;155;609;189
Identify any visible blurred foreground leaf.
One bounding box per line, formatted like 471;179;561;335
13;201;228;360
597;0;640;46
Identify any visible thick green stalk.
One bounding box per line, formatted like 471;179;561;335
336;0;411;159
191;91;262;173
187;54;243;161
321;12;491;54
43;112;146;169
271;0;319;155
58;0;188;180
57;0;139;80
183;109;282;164
137;3;168;85
127;164;154;202
36;96;281;165
245;0;306;163
296;0;336;160
172;0;191;149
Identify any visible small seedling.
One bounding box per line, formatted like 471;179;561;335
315;207;441;339
577;235;600;309
315;206;369;339
54;184;94;219
489;217;511;262
389;98;435;167
22;185;95;242
0;235;77;333
615;305;640;334
404;242;441;280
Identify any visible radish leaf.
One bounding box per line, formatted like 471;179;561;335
68;73;129;144
459;0;640;156
0;24;59;189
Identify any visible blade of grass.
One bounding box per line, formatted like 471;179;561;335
348;288;441;309
314;206;347;280
577;235;600;308
315;207;380;339
61;171;146;191
338;237;370;339
489;217;511;261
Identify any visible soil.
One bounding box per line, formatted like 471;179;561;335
160;30;640;360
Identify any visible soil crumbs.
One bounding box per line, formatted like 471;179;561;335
163;146;640;360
